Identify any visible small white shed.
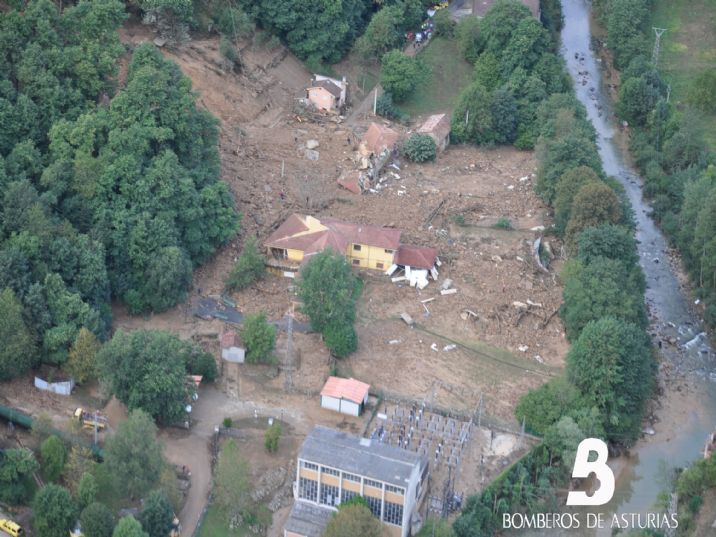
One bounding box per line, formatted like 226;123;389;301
320;377;370;417
221;330;246;363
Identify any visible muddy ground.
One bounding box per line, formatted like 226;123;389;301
0;25;566;537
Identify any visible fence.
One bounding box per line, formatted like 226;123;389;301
34;376;74;395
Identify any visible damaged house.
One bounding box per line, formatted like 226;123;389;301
338;122;401;194
264;214;439;286
306;75;348;112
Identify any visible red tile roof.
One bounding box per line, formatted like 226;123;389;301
265;214;401;255
362;122;400;154
321;377;370;404
395;244;438;269
337;170;362;194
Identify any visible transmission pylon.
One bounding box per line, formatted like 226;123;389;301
652;27;667;68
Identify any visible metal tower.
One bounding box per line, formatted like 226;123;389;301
652;27;667;68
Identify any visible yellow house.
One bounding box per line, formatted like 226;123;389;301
264;214;402;274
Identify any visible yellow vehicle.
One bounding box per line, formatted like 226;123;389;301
0;519;23;537
73;408;108;431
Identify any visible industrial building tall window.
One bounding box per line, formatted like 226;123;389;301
341;489;358;504
365;496;382;518
298;477;318;502
319;483;340;507
321;466;339;477
343;472;360;483
385;484;405;495
383;501;404;526
353;244;362;251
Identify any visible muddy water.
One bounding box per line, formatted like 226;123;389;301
518;1;716;534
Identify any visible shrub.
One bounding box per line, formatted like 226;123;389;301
225;237;266;291
264;422;282;453
404;134;437;162
376;93;400;120
433;10;455;38
455;16;482;63
494;217;512;229
688;69;716;112
40;435;67;483
240;313;276;364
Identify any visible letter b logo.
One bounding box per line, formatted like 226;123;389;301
566;438;615;506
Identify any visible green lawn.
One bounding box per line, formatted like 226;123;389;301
399;37;473;117
650;0;716;144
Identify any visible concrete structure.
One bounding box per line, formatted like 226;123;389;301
418;113;451;152
284;426;429;537
307;75;348;112
221;331;245;363
320;377;370;416
35;375;74;395
472;0;540;18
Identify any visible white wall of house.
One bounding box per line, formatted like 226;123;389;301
320;396;361;416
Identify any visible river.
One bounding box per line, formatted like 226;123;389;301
519;1;716;534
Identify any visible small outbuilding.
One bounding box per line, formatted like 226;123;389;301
418;113;451;152
221;330;245;363
320;377;370;416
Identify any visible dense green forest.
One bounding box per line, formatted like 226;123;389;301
450;1;656;534
0;0;238;379
594;0;716;323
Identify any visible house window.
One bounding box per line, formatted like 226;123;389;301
320;483;340;507
299;477;318;502
376;262;384;269
341;489;358;504
343;473;361;483
321;466;339;477
352;259;360;266
353;244;362;251
385;485;404;495
365;479;382;489
301;461;318;471
270;248;287;260
384;249;394;254
383;501;404;526
365;496;382;518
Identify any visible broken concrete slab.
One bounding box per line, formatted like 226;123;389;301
440;288;457;296
400;312;415;326
306;139;320;149
305;149;320;161
441;278;453;291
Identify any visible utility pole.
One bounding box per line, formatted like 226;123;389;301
652;27;667;68
373;88;378;115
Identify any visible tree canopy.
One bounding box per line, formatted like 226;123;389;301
298;249;360;357
80;502;115;537
138;490;175;537
322;503;386;537
33;484;78;537
0;448;39;504
380;50;428;102
97;330;209;423
104;409;165;499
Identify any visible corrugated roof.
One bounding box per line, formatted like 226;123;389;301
320;377;370;404
322;218;401;250
299;426;425;487
284;501;334;537
362;122;400;154
395;245;438;270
